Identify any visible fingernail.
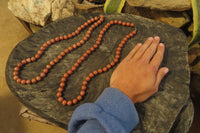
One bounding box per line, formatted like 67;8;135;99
137;43;142;46
148;37;153;41
154;36;160;40
164;68;169;73
159;43;164;47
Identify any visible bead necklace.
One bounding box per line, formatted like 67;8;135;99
13;15;136;106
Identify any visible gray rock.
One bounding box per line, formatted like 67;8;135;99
6;13;193;132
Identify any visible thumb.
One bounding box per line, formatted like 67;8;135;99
155;67;169;89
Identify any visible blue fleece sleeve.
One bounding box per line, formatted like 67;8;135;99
68;87;139;133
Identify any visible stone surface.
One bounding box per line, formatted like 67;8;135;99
126;0;192;11
8;0;52;26
52;0;75;21
123;5;191;28
188;45;200;75
6;13;193;132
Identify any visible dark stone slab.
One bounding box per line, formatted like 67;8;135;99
6;13;193;132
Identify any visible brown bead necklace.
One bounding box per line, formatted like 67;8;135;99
13;15;136;106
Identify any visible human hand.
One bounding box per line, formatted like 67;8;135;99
110;36;169;104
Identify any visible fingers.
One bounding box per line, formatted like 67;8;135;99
132;37;154;61
141;36;160;62
123;43;142;61
150;43;165;70
154;67;169;90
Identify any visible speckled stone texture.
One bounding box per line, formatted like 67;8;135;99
6;13;193;132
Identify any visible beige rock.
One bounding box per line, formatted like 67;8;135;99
8;0;53;26
51;0;75;21
127;0;192;11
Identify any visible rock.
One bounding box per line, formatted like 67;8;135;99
123;5;190;28
126;0;192;11
6;13;193;132
8;0;52;26
51;0;75;21
188;23;194;33
29;24;42;33
190;73;200;95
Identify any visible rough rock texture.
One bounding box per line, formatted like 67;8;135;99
8;0;52;26
6;13;193;132
126;0;192;11
123;4;191;28
51;0;75;21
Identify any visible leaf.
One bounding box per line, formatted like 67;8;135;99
190;0;200;47
104;0;126;13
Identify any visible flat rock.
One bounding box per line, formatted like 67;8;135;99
6;13;193;132
126;0;192;11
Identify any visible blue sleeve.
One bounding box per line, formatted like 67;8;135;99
68;87;139;133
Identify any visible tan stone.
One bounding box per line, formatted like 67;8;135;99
127;0;192;11
51;0;75;21
8;0;53;26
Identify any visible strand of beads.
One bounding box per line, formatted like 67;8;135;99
57;19;136;106
13;15;104;85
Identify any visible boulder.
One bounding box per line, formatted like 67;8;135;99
126;0;192;11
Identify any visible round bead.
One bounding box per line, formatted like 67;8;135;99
119;44;123;48
74;63;79;67
71;66;76;71
13;71;19;76
130;23;134;27
57;55;62;60
115;55;120;59
67;100;73;106
51;39;55;43
43;68;48;73
60;82;65;87
110;21;114;24
118;21;122;25
58;97;64;103
58;87;64;92
106;64;111;69
75;43;80;47
26;80;31;84
73;99;78;104
64;35;68;40
90;47;95;51
114;59;119;63
31;57;36;61
59;52;65;56
116;51;120;55
97;38;101;42
77;59;82;64
132;30;136;34
98;34;103;38
21;80;26;85
57;92;62;97
60;36;64;40
64;49;69;53
83;37;87;41
46;64;51;69
83;53;88;57
14;67;19;71
67;70;73;75
93;70;98;75
96;41;100;45
26;58;31;63
50;61;55;66
93;44;98;48
68;47;73;51
122;22;126;26
62;100;67;105
80;91;85;96
81;25;85;29
126;22;130;26
40;46;45;51
35;54;40;59
77;95;82;101
80;56;85;61
80;40;85;44
36;76;41;81
37;50;43;55
102;28;106;32
82;81;87;85
81;86;87;90
72;44;77;49
123;38;128;41
31;78;37;83
21;60;26;64
17;78;21;83
75;30;79;34
77;27;82;31
13;76;18;80
64;73;69;78
68;34;72;38
117;47;121;51
47;41;51;45
61;77;66;82
85;77;90;81
84;22;88;27
54;58;59;63
55;37;60;42
110;62;115;66
40;72;46;77
89;73;94;78
43;43;48;48
98;69;103;73
86;50;91;54
17;63;23;67
103;67;107;72
94;22;98;26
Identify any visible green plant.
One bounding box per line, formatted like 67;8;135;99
104;0;125;13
